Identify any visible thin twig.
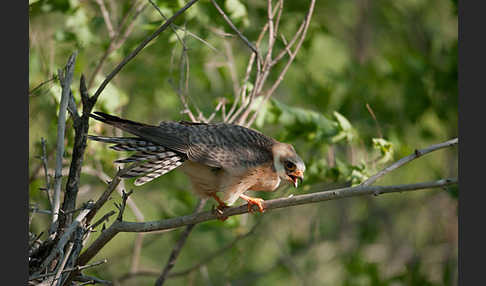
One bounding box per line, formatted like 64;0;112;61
29;75;57;97
74;274;113;285
116;190;134;221
33;205;91;277
154;199;207;286
91;0;200;102
53;242;73;286
95;0;116;39
361;138;459;186
245;0;316;127
85;168;124;225
29;259;108;281
226;21;269;123
90;210;116;231
88;0;147;89
148;0;186;49
168;221;260;278
209;0;260;59
366;103;383;138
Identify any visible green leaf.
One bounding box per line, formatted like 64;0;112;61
331;111;357;143
372;138;394;164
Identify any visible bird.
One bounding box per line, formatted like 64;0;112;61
87;111;305;217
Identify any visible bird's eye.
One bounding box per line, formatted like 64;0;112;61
285;161;296;171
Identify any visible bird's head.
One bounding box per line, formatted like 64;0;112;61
272;143;306;188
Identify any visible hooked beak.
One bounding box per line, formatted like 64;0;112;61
287;170;304;188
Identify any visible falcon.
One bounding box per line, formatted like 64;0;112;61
88;112;305;216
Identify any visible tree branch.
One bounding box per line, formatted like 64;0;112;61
78;177;456;266
49;51;77;237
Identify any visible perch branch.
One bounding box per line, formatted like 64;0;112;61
78;177;456;266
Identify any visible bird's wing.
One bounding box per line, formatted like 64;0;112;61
90;112;275;171
185;123;275;170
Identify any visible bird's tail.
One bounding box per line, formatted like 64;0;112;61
87;135;186;185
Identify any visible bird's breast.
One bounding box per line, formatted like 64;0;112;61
247;163;281;192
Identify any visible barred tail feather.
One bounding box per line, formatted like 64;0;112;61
121;155;185;186
134;159;184;186
88;134;185;185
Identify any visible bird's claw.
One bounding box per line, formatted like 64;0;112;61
212;204;229;221
246;197;265;213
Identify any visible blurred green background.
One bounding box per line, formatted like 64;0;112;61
29;0;457;285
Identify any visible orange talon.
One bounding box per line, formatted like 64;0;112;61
240;194;265;213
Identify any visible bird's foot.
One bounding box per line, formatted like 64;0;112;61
211;204;229;221
210;194;229;221
240;194;265;213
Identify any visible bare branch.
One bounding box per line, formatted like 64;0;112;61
154;199;207;286
226;22;269;123
29;75;57;97
85;169;123;225
88;1;147;89
50;51;77;236
33;204;91;277
245;0;316;127
168;220;259;278
29;259;108;281
95;0;116;39
361;138;458;186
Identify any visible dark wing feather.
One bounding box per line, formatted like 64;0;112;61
90;112;189;154
185;123;275;169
